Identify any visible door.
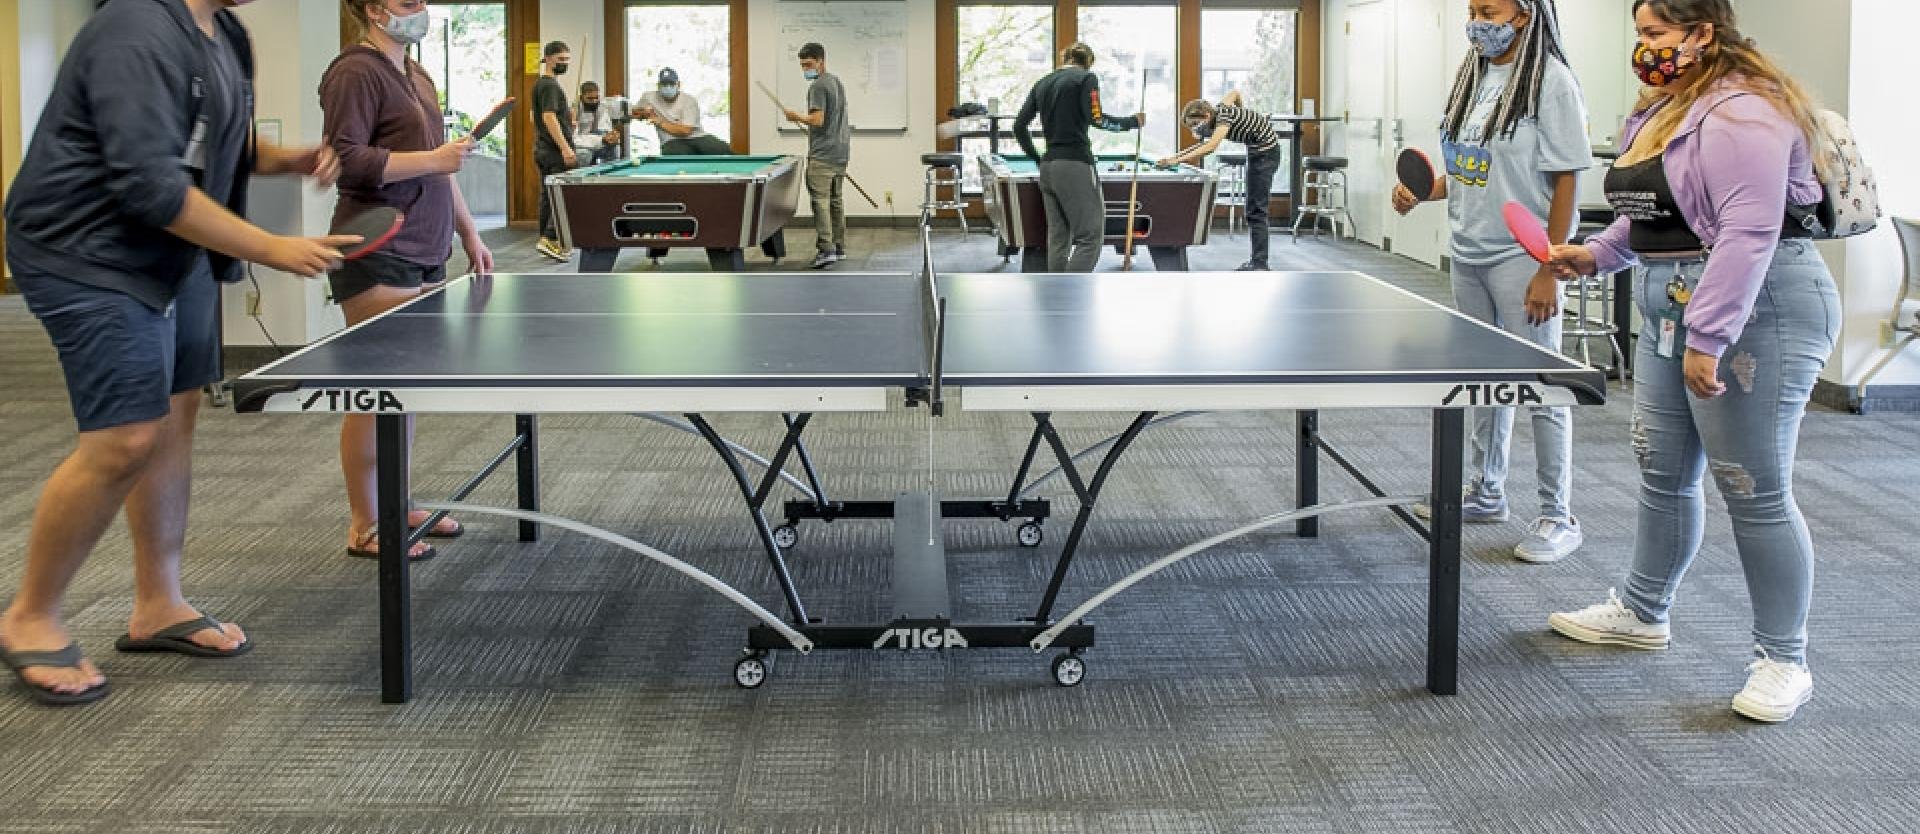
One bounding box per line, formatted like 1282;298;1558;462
1388;0;1450;266
1341;0;1390;246
420;2;511;230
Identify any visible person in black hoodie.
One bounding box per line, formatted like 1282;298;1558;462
0;0;354;706
1012;42;1144;272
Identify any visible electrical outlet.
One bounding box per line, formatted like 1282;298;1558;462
245;290;262;318
884;190;894;204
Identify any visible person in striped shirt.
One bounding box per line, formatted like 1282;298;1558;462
1160;92;1283;270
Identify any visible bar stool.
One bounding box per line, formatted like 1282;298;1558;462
1214;152;1248;237
919;153;970;236
1566;217;1626;378
1291;156;1354;240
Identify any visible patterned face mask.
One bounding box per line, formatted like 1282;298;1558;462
1466;19;1520;58
1633;30;1699;87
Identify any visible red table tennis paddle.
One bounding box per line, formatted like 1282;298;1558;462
336;206;405;261
1502;200;1552;263
1396;148;1436;202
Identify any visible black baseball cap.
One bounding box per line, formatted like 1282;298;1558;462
657;68;679;85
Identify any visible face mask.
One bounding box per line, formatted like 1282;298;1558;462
1632;38;1695;87
803;69;820;81
379;7;432;45
554;63;569;76
659;85;679;100
583;100;600;111
1185;119;1208;136
1466;18;1520;58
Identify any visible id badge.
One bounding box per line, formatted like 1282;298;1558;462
1655;308;1684;359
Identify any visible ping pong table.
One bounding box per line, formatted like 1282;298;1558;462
233;265;1605;703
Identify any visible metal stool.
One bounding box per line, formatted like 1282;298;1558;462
919;153;970;235
1214;153;1248;237
1565;219;1626;377
1291;156;1354;240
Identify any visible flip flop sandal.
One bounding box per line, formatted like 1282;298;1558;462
2;642;110;706
114;615;252;658
411;514;463;539
346;530;437;563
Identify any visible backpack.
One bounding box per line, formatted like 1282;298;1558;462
1788;109;1881;239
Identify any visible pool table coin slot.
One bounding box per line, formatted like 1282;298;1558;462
621;203;689;214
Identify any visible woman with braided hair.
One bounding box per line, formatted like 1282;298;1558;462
1395;0;1589;564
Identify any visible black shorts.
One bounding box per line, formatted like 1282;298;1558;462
327;251;447;304
15;267;220;432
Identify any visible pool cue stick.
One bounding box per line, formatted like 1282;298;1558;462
1121;65;1149;271
757;79;881;209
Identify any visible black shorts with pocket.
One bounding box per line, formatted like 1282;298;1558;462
327;251;448;304
15;266;221;432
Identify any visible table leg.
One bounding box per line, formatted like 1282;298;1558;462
1147;246;1188;272
1295;410;1320;538
1428;408;1465;696
376;414;412;704
1287;130;1306;228
1019;247;1047;274
761;229;789;261
515;414;540;543
1612;268;1634;379
577;248;618;273
707;248;748;272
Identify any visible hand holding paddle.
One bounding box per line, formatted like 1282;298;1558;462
1392;148;1435;215
259;235;364;277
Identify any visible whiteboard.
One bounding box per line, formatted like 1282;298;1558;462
772;1;910;132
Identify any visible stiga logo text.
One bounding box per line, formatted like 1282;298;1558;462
874;627;969;650
1443;384;1543;407
301;389;406;413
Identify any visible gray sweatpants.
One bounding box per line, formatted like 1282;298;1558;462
1038;159;1105;272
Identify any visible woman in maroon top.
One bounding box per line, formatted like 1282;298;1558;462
324;0;493;561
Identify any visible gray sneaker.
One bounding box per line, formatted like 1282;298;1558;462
810;251;838;269
1412;484;1508;524
1515;516;1583;563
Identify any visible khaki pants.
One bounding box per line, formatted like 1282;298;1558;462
806;159;847;254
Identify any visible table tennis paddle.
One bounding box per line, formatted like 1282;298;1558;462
336;206;405;261
468;98;517;142
1397;148;1436;201
1502;200;1552;263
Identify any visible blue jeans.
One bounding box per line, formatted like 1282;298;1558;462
1622;239;1839;665
1451;254;1573;519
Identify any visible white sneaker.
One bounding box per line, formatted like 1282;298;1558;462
1515;516;1583;564
1547;589;1671;650
1731;649;1813;723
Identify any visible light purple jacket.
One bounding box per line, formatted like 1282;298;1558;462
1587;82;1823;357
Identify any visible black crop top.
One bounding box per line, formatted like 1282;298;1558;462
1603;156;1704;255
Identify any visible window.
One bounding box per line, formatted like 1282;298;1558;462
420;3;509;227
1076;3;1178;160
956;3;1053;187
626;2;731;153
1202;5;1299;195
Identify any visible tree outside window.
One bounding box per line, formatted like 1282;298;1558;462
1076;4;1178;160
1201;8;1298;195
957;4;1053;187
420;3;509;158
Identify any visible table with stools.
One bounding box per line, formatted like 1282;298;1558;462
1292;155;1355;240
1271;114;1345;225
1214;152;1248;236
919;153;970;235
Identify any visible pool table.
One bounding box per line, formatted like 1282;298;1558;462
979;154;1219;272
547;155;803;272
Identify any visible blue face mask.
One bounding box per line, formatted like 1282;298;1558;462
1466;18;1521;58
803;69;820;81
659;85;679;100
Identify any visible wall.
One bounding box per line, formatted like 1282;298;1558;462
749;0;935;222
1838;0;1920;385
4;0;93;281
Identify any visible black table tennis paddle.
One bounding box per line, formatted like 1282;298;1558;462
337;206;405;261
1397;147;1437;202
468;98;517;142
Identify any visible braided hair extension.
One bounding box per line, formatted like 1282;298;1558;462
1440;0;1573;143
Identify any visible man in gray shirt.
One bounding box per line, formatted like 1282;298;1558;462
633;68;731;156
783;42;851;269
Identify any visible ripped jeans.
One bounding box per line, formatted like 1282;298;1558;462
1623;239;1839;664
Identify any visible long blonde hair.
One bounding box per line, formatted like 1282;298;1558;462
1617;0;1827;177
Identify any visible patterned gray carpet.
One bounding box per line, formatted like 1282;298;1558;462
2;228;1918;832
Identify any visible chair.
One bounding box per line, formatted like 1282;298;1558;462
919;153;970;236
1291;156;1354;240
1213;152;1248;237
1853;217;1920;409
1566;211;1627;378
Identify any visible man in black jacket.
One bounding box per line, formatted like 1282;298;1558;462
1012;42;1144;272
0;0;353;706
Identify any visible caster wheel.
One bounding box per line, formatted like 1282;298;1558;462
771;525;799;549
1050;652;1086;687
734;654;769;689
1016;522;1044;548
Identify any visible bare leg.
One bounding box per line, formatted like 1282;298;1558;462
0;419;167;695
121;390;244;650
340;285;439;558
